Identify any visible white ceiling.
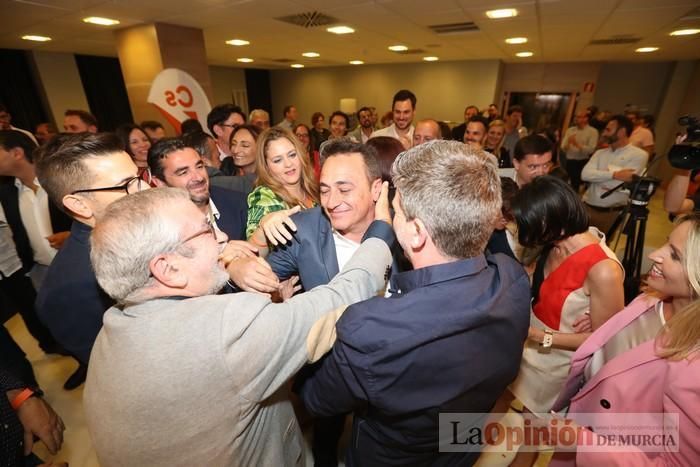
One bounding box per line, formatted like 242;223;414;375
2;0;700;69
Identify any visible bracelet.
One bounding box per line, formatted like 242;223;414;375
11;388;35;410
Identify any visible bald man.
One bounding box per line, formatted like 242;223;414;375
412;119;441;146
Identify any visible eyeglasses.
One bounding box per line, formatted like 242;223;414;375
180;218;217;245
71;176;143;195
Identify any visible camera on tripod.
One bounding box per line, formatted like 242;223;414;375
668;115;700;170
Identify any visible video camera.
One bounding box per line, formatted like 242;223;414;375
668;116;700;170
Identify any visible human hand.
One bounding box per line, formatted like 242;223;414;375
15;395;65;455
46;231;70;249
219;240;258;265
260;206;301;246
613;168;636;182
572;312;592;333
374;181;391;225
227;256;280;293
278;275;301;301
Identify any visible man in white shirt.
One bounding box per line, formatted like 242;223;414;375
561;110;599;192
276;105;297;130
349;107;374;143
371;89;416;149
582;114;649;235
625;110;655;156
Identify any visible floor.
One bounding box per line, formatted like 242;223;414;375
6;189;674;467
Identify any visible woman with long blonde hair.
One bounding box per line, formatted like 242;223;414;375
551;212;700;465
246;127;319;244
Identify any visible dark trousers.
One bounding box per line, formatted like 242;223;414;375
0;325;37;387
312;414;346;467
567;159;588;193
0;270;58;351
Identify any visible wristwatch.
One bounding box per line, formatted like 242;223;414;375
539;329;554;353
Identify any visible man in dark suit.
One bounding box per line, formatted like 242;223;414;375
252;139;397;466
149;138;248;241
300;141;531;466
36;133;147;389
0;130;70;354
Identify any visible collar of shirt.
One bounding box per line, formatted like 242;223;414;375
14;176;39;192
70;220;92;245
392;255;488;295
208;198;221;221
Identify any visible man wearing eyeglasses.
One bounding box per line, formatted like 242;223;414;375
512;134;554;188
35;133;148;389
207;104;246;161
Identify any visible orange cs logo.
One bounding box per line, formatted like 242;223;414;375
164;85;193;108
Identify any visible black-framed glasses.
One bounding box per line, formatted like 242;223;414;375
71;176;143;195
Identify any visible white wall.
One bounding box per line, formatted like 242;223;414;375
31;51;90;128
269;60;502;125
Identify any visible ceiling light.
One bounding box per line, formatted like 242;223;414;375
83;17;120;26
388;45;408;52
516;51;534;57
237;58;254;63
226;39;250;46
302;52;320;58
22;35;51;42
327;26;355;34
486;9;518;19
669;29;700;36
291;64;304;68
423;56;439;61
505;37;528;44
349;60;364;65
635;47;659;53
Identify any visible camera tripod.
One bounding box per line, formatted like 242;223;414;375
607;201;649;303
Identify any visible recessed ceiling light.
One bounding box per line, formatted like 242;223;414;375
505;37;528;44
226;39;250;46
516;51;534;57
669;29;700;36
327;26;355;34
349;60;364;65
486;9;518;19
291;64;304;69
302;52;320;58
237;58;254;63
388;45;408;52
22;35;51;42
83;17;120;26
423;56;439;61
635;47;659;53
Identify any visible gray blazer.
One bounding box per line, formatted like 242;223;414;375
83;238;391;467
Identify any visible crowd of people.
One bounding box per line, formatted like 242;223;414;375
0;88;698;467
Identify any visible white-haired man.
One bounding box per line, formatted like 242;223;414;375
83;187;395;466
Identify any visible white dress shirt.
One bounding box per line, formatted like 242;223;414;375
582;144;649;208
15;177;57;266
370;123;414;149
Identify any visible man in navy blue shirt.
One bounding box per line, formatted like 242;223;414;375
300;140;531;466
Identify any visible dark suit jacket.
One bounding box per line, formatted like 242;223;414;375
0;178;72;271
36;221;113;364
301;254;531;467
209;185;248;241
206;167;255;196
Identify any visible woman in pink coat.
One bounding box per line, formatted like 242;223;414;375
551;212;700;465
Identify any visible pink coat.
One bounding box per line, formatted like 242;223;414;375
551;294;700;466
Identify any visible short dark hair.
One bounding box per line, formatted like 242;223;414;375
311;112;324;126
140;120;164;131
609;114;634;137
283;105;295;117
180;118;203;136
500;177;519;222
366;136;405;183
321;139;381;183
148;137;187;181
206;104;244;135
393;89;416;109
65;109;98;128
465;105;479;113
468;115;489;133
513;134;553;162
357;106;371;116
35;133;123;209
506;105;523;116
0;129;38;163
182;130;215;160
114;124;148;159
512;175;589;248
229;124;261;147
329;111;349;129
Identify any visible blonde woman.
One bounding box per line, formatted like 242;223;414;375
484;119;510;168
246;127;319;246
550;212;700;465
